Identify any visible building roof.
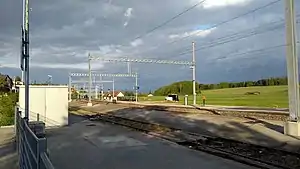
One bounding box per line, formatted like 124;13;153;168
104;91;123;97
0;74;13;92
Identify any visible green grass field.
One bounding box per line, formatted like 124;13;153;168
140;86;289;108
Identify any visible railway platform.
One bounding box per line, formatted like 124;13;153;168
46;116;254;169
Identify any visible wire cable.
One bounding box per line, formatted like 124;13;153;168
100;0;208;56
176;21;286;56
177;17;300;57
133;0;283;56
132;0;208;41
213;44;288;62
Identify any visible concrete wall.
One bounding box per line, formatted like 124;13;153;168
18;85;69;127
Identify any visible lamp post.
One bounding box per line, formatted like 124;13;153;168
47;75;52;85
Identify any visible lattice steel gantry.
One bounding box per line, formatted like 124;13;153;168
69;72;138;103
88;49;197;106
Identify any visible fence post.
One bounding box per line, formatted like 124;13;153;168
19;118;25;169
38;138;47;169
14;106;18;135
15;107;20;153
37;113;40;122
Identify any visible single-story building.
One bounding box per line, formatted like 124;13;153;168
148;94;153;97
104;91;125;100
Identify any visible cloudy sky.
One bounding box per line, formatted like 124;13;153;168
0;0;300;91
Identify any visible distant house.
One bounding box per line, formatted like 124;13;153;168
148;94;153;97
104;91;125;100
115;91;125;98
0;74;13;92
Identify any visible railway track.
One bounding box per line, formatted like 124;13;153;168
89;114;300;169
73;100;289;121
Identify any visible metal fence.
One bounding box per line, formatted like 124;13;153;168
15;107;55;169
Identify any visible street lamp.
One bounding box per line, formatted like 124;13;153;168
47;75;52;85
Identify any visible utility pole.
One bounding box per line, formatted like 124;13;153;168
21;71;24;84
192;42;196;105
127;57;131;74
112;77;115;101
95;85;98;99
68;75;72;102
21;0;30;121
47;75;52;85
135;72;138;102
21;0;25;85
93;75;96;85
87;54;92;106
100;76;104;101
284;0;300;136
285;0;299;121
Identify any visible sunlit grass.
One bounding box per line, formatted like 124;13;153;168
140;86;289;108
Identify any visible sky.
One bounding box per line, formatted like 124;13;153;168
0;0;300;92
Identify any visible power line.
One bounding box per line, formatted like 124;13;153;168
177;16;300;57
134;0;282;56
132;0;208;41
101;0;208;56
176;20;286;56
169;0;282;44
212;44;288;62
141;19;285;57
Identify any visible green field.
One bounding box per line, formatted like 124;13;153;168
141;86;289;108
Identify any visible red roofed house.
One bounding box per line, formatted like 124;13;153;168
104;91;125;101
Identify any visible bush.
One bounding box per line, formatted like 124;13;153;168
0;93;17;126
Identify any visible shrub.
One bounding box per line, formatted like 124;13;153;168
0;93;17;126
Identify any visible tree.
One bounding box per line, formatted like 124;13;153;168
15;76;21;82
0;93;17;126
123;91;134;96
154;81;200;96
0;76;6;89
153;76;289;95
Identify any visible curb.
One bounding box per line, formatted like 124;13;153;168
0;125;15;129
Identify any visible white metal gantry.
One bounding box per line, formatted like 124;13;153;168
69;72;138;103
70;73;137;77
89;56;194;66
88;52;197;105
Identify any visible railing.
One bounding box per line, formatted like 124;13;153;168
15;107;55;169
18;107;62;128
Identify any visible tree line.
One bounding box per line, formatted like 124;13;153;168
154;77;288;96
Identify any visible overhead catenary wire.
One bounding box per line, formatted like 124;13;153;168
100;0;208;56
176;21;286;56
132;0;283;57
176;15;300;57
131;0;208;41
209;43;288;63
133;18;286;58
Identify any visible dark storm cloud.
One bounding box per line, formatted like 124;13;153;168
0;0;299;89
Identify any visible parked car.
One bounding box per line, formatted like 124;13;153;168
165;94;179;102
